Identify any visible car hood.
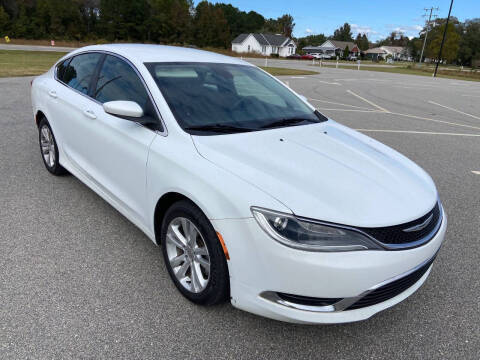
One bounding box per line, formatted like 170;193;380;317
192;121;438;227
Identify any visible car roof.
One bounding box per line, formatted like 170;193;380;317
67;44;249;66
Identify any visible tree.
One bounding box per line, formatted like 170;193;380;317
458;19;480;66
297;33;326;52
276;14;294;38
244;11;264;33
406;37;423;61
99;0;149;41
11;4;31;38
376;31;409;47
80;0;100;36
214;3;264;41
147;0;193;44
193;1;230;48
355;33;369;50
0;5;9;33
33;0;85;40
262;14;294;37
426;22;461;63
343;45;349;60
332;22;353;41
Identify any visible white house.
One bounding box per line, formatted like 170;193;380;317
364;46;411;61
231;33;296;57
303;40;360;58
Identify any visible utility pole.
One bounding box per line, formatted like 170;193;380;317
418;7;438;65
434;0;454;77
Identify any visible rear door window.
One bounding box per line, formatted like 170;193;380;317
56;58;71;82
63;53;103;95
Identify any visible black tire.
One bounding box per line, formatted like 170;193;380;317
38;117;68;176
161;200;230;305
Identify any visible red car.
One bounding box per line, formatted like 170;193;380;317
301;54;314;60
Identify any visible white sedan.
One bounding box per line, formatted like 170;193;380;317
31;44;446;324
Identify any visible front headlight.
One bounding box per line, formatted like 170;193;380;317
251;207;383;252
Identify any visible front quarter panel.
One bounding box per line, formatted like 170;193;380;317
146;132;290;236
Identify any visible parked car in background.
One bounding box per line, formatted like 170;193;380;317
31;44;446;324
301;54;314;60
287;54;302;59
347;54;358;61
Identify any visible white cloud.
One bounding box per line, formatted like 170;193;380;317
385;24;423;37
351;24;378;35
305;28;313;34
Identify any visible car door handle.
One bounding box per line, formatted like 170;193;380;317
48;90;57;99
83;109;97;119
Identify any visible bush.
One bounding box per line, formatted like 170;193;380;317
270;53;279;58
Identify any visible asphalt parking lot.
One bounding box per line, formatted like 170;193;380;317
1;64;479;359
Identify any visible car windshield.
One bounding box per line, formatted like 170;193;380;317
145;62;327;135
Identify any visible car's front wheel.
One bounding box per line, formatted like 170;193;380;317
38;118;67;176
161;200;230;305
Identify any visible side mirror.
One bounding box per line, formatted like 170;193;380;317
103;101;144;118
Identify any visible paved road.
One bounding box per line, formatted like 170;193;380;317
1;66;479;359
0;44;394;68
245;57;397;68
0;44;75;53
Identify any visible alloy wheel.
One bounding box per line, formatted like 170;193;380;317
40;125;56;168
165;217;211;293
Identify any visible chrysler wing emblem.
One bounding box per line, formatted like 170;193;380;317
403;214;433;232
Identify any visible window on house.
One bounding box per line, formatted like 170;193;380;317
248;45;251;52
262;46;266;53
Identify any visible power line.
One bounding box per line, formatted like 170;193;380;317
418;7;439;65
434;0;454;77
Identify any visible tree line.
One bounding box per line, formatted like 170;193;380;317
0;0;294;48
297;19;480;66
1;1;478;66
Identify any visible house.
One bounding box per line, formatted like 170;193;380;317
303;40;360;58
231;33;297;57
364;46;411;61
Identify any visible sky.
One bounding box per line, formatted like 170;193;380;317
211;0;480;41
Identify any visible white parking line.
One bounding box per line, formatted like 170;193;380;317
461;94;480;98
472;171;480;175
355;129;480;137
384;112;480;131
290;76;305;79
318;80;342;85
317;108;381;113
308;98;373;110
428;101;480;120
346;90;390;113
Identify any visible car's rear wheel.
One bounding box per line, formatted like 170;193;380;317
38;118;67;176
161;200;230;305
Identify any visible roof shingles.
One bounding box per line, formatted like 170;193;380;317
232;33;290;46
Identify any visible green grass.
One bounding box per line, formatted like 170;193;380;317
0;50;319;78
0;50;67;77
259;66;319;76
2;49;476;82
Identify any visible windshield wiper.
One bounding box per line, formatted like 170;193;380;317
260;117;318;129
184;124;256;133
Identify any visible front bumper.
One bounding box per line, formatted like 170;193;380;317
211;208;446;324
